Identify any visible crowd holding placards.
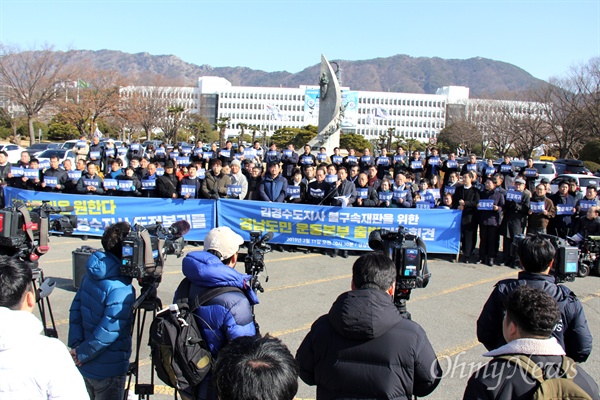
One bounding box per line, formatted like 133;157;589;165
1;138;600;262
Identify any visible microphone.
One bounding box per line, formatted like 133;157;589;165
169;220;191;238
258;232;274;247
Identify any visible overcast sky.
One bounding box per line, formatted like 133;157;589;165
0;0;598;81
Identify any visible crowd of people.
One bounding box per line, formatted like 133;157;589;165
3;137;599;265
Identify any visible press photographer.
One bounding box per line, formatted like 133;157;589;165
476;234;593;363
296;252;442;399
68;222;136;400
172;226;260;400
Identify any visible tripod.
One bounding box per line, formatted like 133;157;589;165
125;283;163;400
32;266;58;338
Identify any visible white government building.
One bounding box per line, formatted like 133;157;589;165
121;76;542;144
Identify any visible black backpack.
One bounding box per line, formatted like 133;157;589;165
149;278;241;392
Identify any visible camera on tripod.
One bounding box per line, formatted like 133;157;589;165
244;231;273;293
0;201;78;264
511;233;579;282
368;226;430;314
120;220;189;286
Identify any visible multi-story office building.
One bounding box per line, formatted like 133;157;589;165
122;77;544;144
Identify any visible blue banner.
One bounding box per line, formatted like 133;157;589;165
218;199;462;254
4;187;215;240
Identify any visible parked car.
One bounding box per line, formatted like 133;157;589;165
0;144;26;164
554;159;591;175
36;149;76;166
532;161;557;185
550;174;600;196
26;143;61;157
61;139;82;150
142;140;163;150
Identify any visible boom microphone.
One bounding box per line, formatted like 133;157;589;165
169;220;191;238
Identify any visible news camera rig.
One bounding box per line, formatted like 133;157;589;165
241;231;273;334
121;220;189;400
368;226;431;319
511;233;580;283
0;200;78;338
244;231;273;293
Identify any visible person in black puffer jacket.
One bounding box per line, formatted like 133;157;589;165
477;234;593;363
465;286;598;400
296;253;442;400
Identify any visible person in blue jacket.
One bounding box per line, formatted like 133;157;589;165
175;226;259;400
68;222;135;400
259;162;288;202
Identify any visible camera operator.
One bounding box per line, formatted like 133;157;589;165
0;255;89;399
175;226;259;400
476;234;593;363
68;222;136;400
296;252;442;399
465;287;598;400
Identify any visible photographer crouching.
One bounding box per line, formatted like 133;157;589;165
68;222;136;400
174;226;259;400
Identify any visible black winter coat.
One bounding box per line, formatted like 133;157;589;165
476;272;593;363
296;288;442;400
463;353;598;400
452;185;480;225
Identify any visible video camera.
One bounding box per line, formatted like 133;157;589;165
244;231;273;293
368;226;430;317
120;220;189;286
511;233;579;282
0;201;78;265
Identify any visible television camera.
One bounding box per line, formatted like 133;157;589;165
0;201;77;265
368;226;430;318
511;233;580;282
120;220;189;288
578;236;600;277
0;200;77;338
244;231;273;293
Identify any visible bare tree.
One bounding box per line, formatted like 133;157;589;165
157;105;187;145
58;67;123;137
0;43;72;144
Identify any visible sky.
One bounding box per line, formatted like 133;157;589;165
0;0;598;82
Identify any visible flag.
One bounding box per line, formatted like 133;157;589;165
77;79;90;88
265;104;288;122
374;107;389;119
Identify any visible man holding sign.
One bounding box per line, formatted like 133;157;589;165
477;178;505;266
41;156;68;193
527;183;556;234
548;180;576;238
500;178;530;267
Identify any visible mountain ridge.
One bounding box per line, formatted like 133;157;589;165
62;49;547;98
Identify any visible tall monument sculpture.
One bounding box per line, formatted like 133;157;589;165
308;55;342;154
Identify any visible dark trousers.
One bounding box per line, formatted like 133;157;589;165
479;224;499;260
461;221;478;257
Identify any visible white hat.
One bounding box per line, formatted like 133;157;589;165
203;227;244;260
231;159;241;167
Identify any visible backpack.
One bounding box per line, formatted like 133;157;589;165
496;355;592;400
149;278;242;392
